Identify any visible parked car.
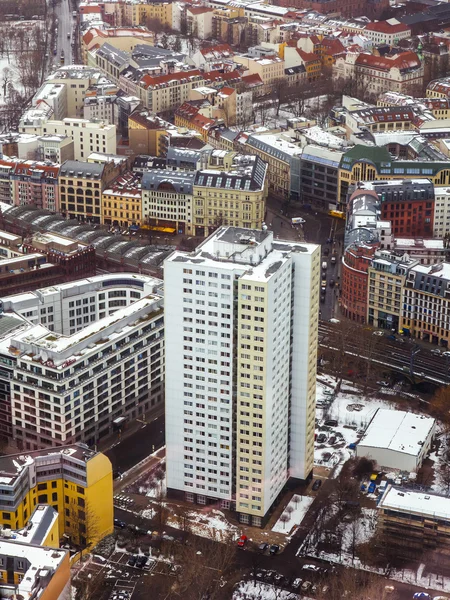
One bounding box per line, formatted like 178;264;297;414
317;433;327;444
329;279;335;287
274;573;283;584
312;479;322;491
269;544;280;555
324;419;338;426
114;518;126;528
258;542;268;553
443;351;450;357
237;535;247;548
328;435;336;445
127;555;137;567
384;586;395;594
302;564;321;573
136;555;147;568
413;594;431;600
431;348;442;355
373;330;384;336
330;255;336;265
292;578;302;589
320;294;326;303
301;581;312;592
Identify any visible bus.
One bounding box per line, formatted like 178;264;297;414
328;209;345;220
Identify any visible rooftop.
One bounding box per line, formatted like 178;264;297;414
379;484;450;520
359;408;435;457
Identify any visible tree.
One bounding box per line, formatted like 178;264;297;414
353;457;376;480
160;33;169;49
73;567;107;600
430;386;450;426
173;36;182;53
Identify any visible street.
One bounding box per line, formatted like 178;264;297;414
105;414;165;475
53;0;75;66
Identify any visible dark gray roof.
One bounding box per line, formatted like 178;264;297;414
141;170;195;194
59;160;104;179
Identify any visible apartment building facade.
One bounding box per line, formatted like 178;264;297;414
165;227;320;526
3;274;164;449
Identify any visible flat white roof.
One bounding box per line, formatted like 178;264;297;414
379;484;450;520
358;408;435;457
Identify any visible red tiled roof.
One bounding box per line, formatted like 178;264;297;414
200;43;233;57
355;51;420;72
241;73;264;87
203;70;242;84
140;69;202;88
322;38;346;56
297;48;320;63
364;21;410;34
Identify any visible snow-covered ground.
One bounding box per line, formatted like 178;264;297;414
314;377;397;475
168;508;239;541
233;581;300;600
272;495;314;535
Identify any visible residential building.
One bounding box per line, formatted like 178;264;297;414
245;133;302;199
128;110;176;156
192;154;268;236
102;171;142;227
59;159;124;223
233;55;285;93
334;51;424;99
378;485;450;561
427;76;450;98
175;102;217;142
341;242;378;322
186;6;214;39
32;83;68;121
275;0;388;19
140;70;205;114
0;444;113;548
18;117;117;162
401;262;450;345
356;408;435;471
434;186;450;237
18;135;74;164
363;21;411;46
0;529;69;599
165;227;320;525
3;273;164;449
367;250;410;331
45;65;107;118
122;0;172;28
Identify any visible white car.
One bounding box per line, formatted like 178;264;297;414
372;330;384;336
329;318;340;324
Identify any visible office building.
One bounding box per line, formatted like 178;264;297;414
165;227;320;526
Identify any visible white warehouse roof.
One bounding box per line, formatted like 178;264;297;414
358;409;435;457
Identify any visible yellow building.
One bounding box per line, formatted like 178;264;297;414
128;109;176;156
0;445;113;549
0;504;70;598
123;0;172;27
102;171;142;227
192;153;268;236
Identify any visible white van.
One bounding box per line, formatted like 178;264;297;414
322;261;327;270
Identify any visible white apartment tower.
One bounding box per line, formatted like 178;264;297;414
165;227;320;526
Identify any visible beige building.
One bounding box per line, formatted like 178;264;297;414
233;55;285;93
192;153;268;236
123;0;172;27
128;110;176;156
367;251;408;331
45;65;105;118
18;118;117;161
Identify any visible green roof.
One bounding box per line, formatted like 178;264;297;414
341;145;391;168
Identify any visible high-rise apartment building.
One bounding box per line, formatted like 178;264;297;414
164;227;320;526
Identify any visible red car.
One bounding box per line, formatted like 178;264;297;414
237;534;248;548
